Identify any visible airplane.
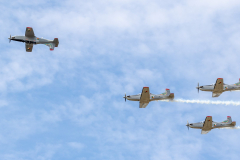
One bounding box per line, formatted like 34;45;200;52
186;116;236;134
196;78;240;97
8;27;59;52
123;87;174;108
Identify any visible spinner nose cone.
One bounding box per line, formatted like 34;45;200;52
196;86;203;89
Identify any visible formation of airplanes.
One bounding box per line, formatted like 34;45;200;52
9;27;59;52
123;84;238;134
8;27;238;135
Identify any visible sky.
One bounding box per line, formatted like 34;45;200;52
1;0;240;159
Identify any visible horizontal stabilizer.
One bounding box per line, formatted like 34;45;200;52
53;38;59;47
231;121;236;126
169;93;174;99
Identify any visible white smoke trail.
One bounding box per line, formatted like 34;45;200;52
163;99;240;106
218;126;240;129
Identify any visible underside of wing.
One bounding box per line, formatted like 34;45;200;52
139;102;149;108
25;27;35;37
140;87;150;104
212;78;223;97
212;92;222;97
25;43;33;52
202;116;212;134
201;130;211;134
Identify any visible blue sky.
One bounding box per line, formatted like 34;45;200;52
1;0;240;159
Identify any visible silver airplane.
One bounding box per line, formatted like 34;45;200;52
8;27;59;52
186;116;236;134
196;78;240;97
123;87;174;108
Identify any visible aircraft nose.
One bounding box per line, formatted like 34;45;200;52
196;86;203;89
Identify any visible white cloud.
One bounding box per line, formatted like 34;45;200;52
68;142;84;150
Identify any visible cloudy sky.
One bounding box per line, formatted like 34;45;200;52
1;0;240;159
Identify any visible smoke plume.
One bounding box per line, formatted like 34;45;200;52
165;99;240;106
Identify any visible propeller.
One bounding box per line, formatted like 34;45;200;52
9;35;11;43
123;93;127;102
196;82;199;93
186;121;189;130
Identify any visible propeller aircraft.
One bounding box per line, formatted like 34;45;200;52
123;87;174;108
186;116;236;134
196;78;240;97
8;27;59;52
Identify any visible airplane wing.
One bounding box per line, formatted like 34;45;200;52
25;27;35;37
201;116;212;134
25;43;33;52
212;92;222;97
201;130;211;134
139;102;149;108
212;78;223;97
139;87;150;108
45;43;55;51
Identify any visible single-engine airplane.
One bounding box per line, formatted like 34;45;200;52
196;78;240;97
123;87;174;108
8;27;59;52
186;116;236;134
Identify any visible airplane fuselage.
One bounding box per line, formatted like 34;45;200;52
189;121;236;129
199;84;240;92
126;93;174;102
11;35;54;44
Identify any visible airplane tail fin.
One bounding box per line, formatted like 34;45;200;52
165;88;170;96
223;116;232;124
53;38;59;47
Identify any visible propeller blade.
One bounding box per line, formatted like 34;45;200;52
9;35;11;43
186;120;189;130
196;82;199;93
123;93;127;102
